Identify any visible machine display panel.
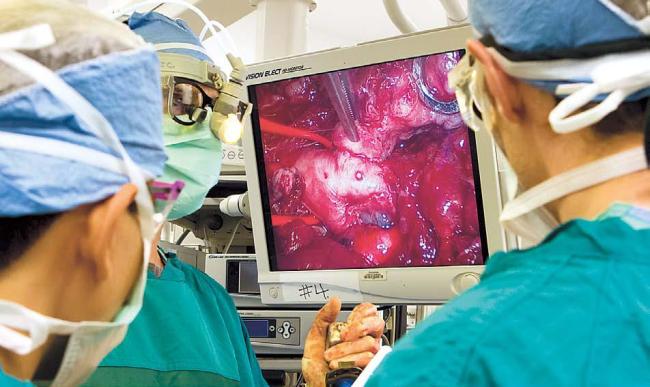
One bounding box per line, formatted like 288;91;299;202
243;319;271;338
248;49;488;271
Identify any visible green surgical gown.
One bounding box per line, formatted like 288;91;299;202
367;204;650;386
83;254;267;387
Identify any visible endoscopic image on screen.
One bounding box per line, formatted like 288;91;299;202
254;50;484;271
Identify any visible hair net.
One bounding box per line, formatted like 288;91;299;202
0;1;166;217
128;11;214;64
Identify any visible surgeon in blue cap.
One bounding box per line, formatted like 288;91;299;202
366;0;650;385
0;0;171;386
84;11;385;387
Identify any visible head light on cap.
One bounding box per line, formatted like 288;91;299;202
210;54;252;144
212;112;242;144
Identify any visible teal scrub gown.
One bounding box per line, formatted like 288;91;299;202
367;204;650;386
83;253;267;387
0;369;33;386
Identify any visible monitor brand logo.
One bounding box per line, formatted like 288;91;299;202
246;65;311;80
361;271;387;281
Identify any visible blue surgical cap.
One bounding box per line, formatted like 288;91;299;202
469;0;644;53
128;12;213;64
469;0;650;99
0;48;166;217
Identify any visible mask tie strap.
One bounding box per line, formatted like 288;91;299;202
645;98;650;166
500;146;648;221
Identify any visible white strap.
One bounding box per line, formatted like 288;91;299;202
0;132;127;175
500;146;647;221
488;47;650;133
0;325;38;355
488;47;650;82
154;42;209;56
0;301;73;355
199;20;240;57
549;84;634;134
598;0;650;34
0;24;55;50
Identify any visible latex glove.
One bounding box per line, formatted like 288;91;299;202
303;299;385;387
325;303;384;370
303;297;342;387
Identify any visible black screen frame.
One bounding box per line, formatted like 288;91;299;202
248;48;489;272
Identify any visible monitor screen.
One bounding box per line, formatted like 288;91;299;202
248;49;488;271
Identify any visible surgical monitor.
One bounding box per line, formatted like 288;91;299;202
243;25;506;305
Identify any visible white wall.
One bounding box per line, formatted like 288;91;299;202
204;0;468;64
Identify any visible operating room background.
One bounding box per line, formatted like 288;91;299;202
111;0;457;248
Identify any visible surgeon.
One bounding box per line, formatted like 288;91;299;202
0;0;172;386
84;11;385;387
365;0;650;385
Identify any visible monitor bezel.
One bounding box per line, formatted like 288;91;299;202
243;25;506;305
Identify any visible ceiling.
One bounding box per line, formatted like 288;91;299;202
175;0;255;30
98;0;468;63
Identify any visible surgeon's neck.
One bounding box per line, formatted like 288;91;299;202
529;123;650;223
551;166;650;223
149;228;165;270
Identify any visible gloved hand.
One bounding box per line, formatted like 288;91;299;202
302;298;385;387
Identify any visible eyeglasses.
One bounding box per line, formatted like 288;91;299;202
162;76;216;126
448;53;493;132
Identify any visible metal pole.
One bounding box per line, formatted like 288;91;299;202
250;0;317;61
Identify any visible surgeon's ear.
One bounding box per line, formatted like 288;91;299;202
467;40;524;125
79;184;138;282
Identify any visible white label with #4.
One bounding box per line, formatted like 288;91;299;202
273;272;363;303
279;282;363;303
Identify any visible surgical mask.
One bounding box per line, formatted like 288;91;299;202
449;52;649;244
162;114;222;220
0;25;181;386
